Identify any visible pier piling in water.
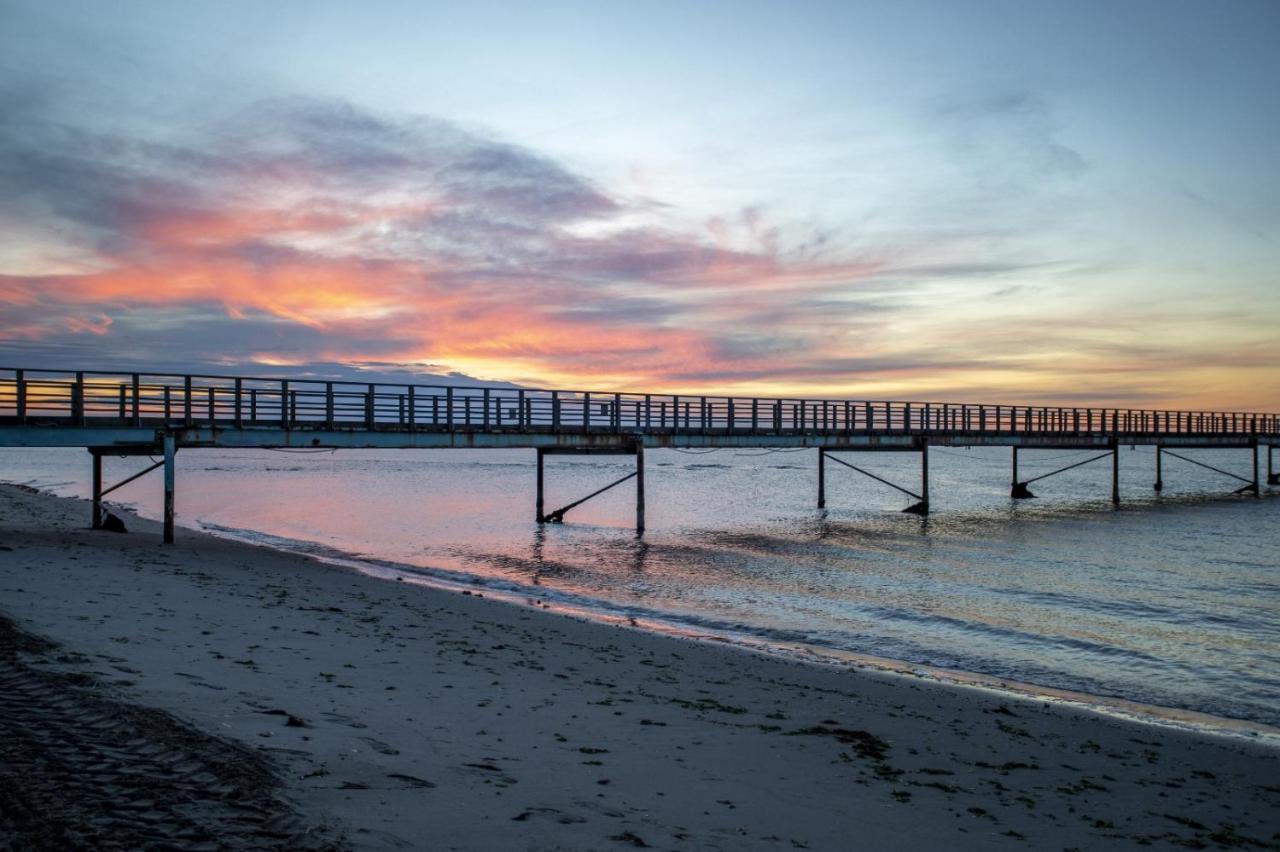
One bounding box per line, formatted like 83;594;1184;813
817;449;825;509
91;449;103;529
1112;440;1121;505
163;434;176;544
1010;446;1036;499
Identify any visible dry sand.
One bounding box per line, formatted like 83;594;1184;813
1;483;1277;851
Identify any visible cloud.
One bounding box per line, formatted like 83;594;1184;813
0;92;907;386
1;88;1275;409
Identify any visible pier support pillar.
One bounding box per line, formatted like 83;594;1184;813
90;449;103;529
1154;445;1163;492
535;448;545;523
636;444;645;534
1010;446;1035;498
163;433;176;544
1251;440;1260;497
1111;440;1120;506
1269;444;1278;486
817;449;826;508
921;440;929;512
903;440;930;515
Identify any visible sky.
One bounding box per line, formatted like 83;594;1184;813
1;0;1277;408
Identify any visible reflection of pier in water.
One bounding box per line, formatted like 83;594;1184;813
2;367;1277;542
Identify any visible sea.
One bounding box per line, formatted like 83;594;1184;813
3;444;1277;733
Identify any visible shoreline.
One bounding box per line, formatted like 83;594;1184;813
2;483;1279;849
153;497;1280;743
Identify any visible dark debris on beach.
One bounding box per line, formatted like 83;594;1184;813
0;615;345;852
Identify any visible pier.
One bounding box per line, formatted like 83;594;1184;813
1;367;1276;541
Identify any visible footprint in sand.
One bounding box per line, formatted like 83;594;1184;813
359;737;401;756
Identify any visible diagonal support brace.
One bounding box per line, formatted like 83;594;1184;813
99;459;164;499
542;471;638;524
1014;450;1115;494
91;451;164;530
824;453;923;501
825;448;929;513
1161;448;1257;495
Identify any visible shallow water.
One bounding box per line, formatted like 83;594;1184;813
3;444;1278;726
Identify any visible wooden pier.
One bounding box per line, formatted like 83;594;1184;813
2;367;1276;541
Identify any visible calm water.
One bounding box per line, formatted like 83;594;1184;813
3;445;1278;727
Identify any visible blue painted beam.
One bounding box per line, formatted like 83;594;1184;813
0;424;1268;451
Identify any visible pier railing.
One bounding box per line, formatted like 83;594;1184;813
1;367;1277;437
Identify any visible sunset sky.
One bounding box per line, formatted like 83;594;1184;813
1;0;1277;408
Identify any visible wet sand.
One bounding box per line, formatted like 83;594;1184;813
1;483;1278;850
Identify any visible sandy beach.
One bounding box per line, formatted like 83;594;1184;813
1;483;1278;851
